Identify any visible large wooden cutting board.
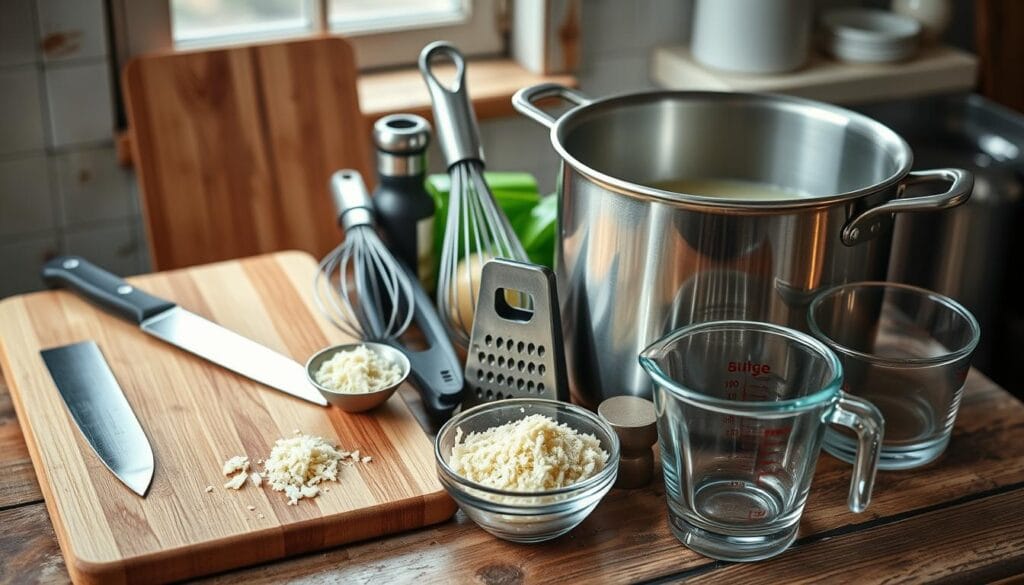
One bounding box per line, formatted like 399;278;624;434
0;251;456;584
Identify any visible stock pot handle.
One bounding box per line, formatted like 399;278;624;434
512;83;594;128
841;168;974;246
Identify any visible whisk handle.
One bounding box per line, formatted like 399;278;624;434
393;264;464;423
330;169;375;231
418;41;484;168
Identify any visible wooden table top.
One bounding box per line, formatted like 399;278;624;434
2;365;1024;583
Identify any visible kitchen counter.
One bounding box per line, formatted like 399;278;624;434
2;336;1023;582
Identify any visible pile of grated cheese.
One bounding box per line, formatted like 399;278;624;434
449;414;609;491
217;433;372;505
263;434;344;504
315;345;402;394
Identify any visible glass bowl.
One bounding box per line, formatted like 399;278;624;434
434;398;620;543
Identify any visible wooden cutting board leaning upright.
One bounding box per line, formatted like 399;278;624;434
0;251;456;584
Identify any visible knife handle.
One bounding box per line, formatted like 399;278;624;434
42;256;175;324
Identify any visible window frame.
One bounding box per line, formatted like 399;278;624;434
112;0;505;70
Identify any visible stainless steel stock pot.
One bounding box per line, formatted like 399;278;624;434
512;84;973;409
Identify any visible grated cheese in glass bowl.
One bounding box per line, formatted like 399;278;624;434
434;399;620;543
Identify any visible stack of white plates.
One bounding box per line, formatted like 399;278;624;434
821;8;921;63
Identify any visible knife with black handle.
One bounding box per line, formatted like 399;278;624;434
42;256;328;406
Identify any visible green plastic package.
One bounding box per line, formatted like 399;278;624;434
425;172;556;269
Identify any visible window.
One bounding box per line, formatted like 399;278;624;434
114;0;504;69
328;0;466;35
171;0;314;44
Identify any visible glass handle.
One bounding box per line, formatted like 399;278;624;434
828;392;884;513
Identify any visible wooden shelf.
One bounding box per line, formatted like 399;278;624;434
358;58;577;125
651;44;977;104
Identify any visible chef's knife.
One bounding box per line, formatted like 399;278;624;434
41;341;154;496
42;256;328;407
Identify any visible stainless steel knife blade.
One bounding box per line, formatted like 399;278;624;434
142;307;327;406
41;341;154;496
41;255;328;407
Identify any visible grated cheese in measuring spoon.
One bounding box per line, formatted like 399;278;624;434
315;345;402;393
450;414;609;491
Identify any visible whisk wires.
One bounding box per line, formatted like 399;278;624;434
314;225;416;342
437;161;529;346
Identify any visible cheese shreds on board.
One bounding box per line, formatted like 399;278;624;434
314;345;402;394
264;434;343;505
449;414;609;491
223;472;247;490
222;455;249;476
217;436;371;503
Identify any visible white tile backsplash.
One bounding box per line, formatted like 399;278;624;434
56;147;134;226
0;0;685;296
63;221;141;277
643;0;691;47
0;232;58;298
37;0;108;63
581;0;641;59
479;117;559;191
0;67;46;155
0;0;38;67
45;61;114;147
0;156;54;238
579;54;655;96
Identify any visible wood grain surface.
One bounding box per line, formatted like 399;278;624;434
123;38;372;271
357;58;578;124
0;252;455;585
3;361;1023;583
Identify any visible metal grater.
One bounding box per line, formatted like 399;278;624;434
463;259;569;409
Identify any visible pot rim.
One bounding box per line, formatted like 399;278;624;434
546;90;915;212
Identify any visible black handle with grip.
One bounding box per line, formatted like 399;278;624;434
358;263;464;423
398;266;464;423
41;256;175;324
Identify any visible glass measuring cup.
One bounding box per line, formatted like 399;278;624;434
639;320;883;562
808;282;980;469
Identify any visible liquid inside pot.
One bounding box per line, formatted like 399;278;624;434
650;178;812;201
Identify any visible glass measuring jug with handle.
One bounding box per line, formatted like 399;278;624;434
639;320;884;561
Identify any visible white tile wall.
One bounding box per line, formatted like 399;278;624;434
0;0;689;298
0;0;38;67
63;222;142;277
56;146;135;226
37;0;108;63
581;0;641;59
45;61;115;147
0;67;46;155
0;156;54;237
479;117;559;186
578;53;656;96
0;233;59;297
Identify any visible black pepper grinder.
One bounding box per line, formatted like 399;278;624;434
371;114;436;291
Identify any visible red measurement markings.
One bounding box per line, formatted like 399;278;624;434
755;426;791;486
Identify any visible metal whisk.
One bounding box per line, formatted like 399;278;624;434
419;41;529;346
314;169;416;341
